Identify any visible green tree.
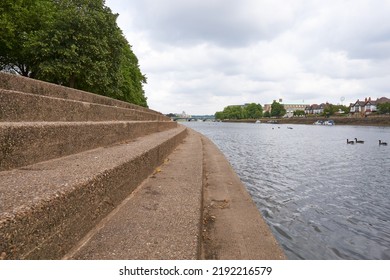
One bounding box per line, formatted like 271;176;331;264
33;0;123;91
0;0;55;76
116;43;148;106
0;0;148;107
336;105;350;114
244;103;263;119
263;111;271;118
293;110;305;116
215;103;265;119
215;111;224;120
377;102;390;114
223;105;244;119
270;101;286;117
323;103;337;117
323;104;349;117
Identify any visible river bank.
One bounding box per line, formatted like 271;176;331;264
223;116;390;126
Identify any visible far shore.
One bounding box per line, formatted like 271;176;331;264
221;115;390;126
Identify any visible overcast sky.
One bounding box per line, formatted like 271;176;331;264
105;0;390;115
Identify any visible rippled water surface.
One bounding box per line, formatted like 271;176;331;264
184;121;390;259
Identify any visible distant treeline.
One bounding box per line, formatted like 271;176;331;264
215;101;357;120
215;101;284;120
0;0;147;107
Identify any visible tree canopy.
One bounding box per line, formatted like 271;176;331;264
377;102;390;114
215;103;263;120
0;0;147;107
293;110;305;116
244;103;263;119
270;101;286;117
323;104;349;116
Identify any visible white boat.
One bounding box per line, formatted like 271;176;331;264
324;120;335;125
313;120;335;125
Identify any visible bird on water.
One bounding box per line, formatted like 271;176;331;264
347;139;354;144
355;138;364;144
379;140;388;146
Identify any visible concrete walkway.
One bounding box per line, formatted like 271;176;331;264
64;128;285;260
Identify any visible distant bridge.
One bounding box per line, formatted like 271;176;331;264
172;116;215;122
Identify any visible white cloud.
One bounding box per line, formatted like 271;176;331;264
106;0;390;114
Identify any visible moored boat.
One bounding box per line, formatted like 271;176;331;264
313;120;335;125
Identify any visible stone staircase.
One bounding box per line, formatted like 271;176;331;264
0;73;187;259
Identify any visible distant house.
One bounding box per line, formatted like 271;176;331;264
283;103;308;117
263;104;272;113
349;97;390;116
263;101;308;117
304;103;326;115
350;97;390;116
350;99;366;115
376;97;390;106
364;98;377;114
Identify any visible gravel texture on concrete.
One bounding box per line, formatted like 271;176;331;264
0;72;164;116
65;129;203;260
0;89;165;122
63;129;285;260
0;126;187;259
0;120;177;171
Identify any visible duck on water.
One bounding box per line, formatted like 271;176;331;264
355;138;364;144
347;139;388;145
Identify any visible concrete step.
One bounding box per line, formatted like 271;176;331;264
0;72;168;119
0;89;167;122
0;121;178;171
65;129;203;260
0;125;187;259
62;129;286;260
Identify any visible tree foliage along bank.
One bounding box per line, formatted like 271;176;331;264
377;103;390;114
215;101;356;120
0;0;147;107
215;103;263;120
270;100;286;117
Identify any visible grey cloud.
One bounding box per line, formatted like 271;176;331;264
128;0;296;47
106;0;390;114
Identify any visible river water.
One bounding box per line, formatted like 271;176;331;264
183;121;390;259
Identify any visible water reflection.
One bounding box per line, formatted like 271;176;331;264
184;121;390;259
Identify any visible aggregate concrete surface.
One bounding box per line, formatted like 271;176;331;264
0;121;177;171
65;129;203;259
64;129;285;260
0;126;186;259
